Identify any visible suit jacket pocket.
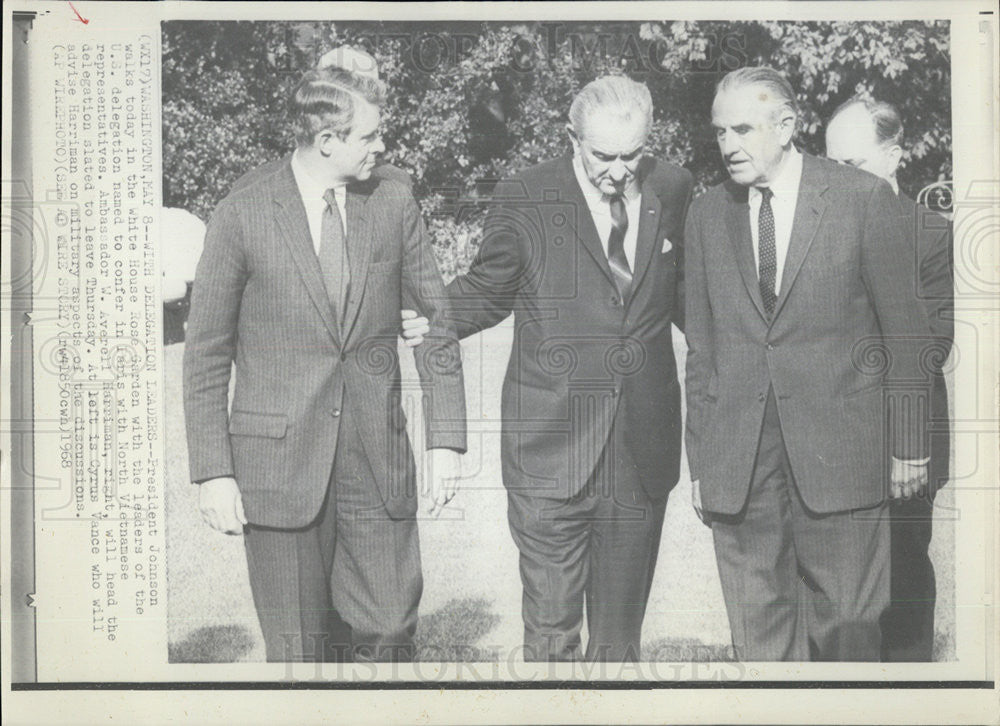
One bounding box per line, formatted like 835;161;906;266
368;259;400;275
229;410;288;439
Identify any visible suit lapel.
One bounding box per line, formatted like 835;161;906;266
724;181;768;320
559;157;617;289
272;160;342;347
772;154;828;321
341;182;374;346
628;162;663;302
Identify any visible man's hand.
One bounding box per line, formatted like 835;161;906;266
199;477;248;534
400;309;430;348
422;448;462;518
692;479;708;525
890;458;929;499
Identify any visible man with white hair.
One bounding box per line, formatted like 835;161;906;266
826;97;954;661
684;67;930;661
404;75;694;661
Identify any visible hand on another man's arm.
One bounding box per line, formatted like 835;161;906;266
400;309;430;347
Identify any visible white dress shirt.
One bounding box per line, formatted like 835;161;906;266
748;148;803;293
572;155;642;270
746;149;928;470
291;149;348;255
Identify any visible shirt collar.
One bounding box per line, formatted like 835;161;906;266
571;154;641;207
291;148;344;202
750;147;803;202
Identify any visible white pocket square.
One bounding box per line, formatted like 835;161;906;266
661;237;673;253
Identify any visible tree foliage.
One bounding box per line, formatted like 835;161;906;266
162;20;951;278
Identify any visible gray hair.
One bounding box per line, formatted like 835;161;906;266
290;66;386;146
716;66;799;123
568;75;653;138
829;95;904;147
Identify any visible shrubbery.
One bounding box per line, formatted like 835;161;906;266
162;20;951;279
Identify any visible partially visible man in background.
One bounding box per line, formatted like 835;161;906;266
826;97;954;662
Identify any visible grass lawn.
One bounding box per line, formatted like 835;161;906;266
165;318;955;664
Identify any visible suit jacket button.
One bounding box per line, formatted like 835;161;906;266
758;393;766;403
340;352;347;362
610;296;620;306
331;408;341;418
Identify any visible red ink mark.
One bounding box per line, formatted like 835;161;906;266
68;2;89;24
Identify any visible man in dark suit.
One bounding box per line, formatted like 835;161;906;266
183;64;466;663
404;75;693;662
684;67;931;661
826;97;954;661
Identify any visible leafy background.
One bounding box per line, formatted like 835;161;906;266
161;21;956;662
162;20;951;279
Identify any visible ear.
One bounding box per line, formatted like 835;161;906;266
885;144;903;172
776;110;796;146
315;128;338;157
566;124;581;152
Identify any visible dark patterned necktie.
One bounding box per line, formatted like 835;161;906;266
757;186;776;317
607;194;632;302
320;188;350;324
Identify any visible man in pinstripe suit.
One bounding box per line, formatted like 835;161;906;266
183;64;466;663
685;67;931;661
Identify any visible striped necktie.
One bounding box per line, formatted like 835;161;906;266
320;188;350;325
607;193;632;302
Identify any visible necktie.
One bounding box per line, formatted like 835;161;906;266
320;188;350;325
757;186;776;317
607;194;632;302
